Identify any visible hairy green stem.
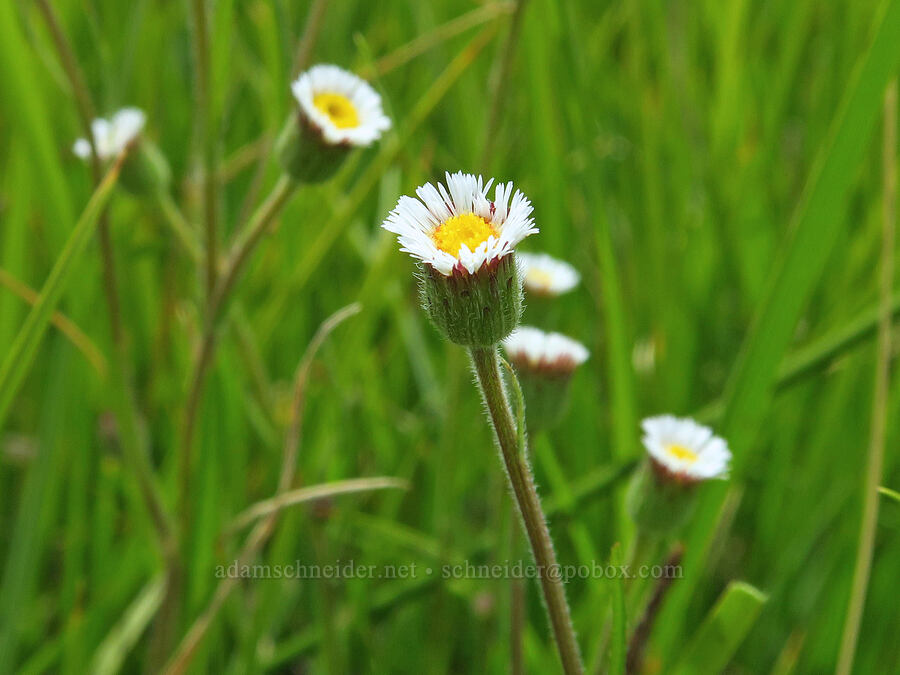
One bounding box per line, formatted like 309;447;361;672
470;346;584;675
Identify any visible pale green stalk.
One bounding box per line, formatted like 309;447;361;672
835;79;896;675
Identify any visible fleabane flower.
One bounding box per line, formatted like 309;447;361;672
382;172;538;346
292;64;390;146
641;415;731;483
627;415;732;534
517;252;580;297
504;326;588;375
73;108;170;195
73;108;146;161
279;65;390;182
383;171;537;276
503;326;589;432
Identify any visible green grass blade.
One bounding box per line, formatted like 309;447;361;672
609;543;626;675
0;1;74;247
671;581;767;675
90;575;166;675
655;0;900;660
721;0;900;457
0;158;122;431
877;486;900;503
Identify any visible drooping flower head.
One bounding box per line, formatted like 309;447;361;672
640;415;731;483
504;326;588;376
73;108;146;161
279;65;390;182
291;65;391;147
517;252;580;297
382;172;538;346
503;326;588;431
72;108;170;195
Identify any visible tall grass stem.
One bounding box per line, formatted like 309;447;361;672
835;79;896;675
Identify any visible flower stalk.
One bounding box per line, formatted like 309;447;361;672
470;346;583;675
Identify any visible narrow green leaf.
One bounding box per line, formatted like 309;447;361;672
224;477;409;534
0;0;74;247
671;581;767;675
609;543;626;675
90;575;166;675
0;159;122;430
878;486;900;503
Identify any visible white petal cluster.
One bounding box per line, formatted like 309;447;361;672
518;252;580;296
641;415;731;481
382;171;538;276
73;108;146;161
503;326;589;373
291;64;391;146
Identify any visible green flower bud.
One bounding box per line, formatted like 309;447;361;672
420;254;522;347
626;460;699;534
276;113;351;184
119;139;172;196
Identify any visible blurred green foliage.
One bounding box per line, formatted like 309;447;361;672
1;0;899;672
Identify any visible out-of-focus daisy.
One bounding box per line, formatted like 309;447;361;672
291;64;390;147
382;172;537;346
627;415;731;533
517;252;580;297
280;65;390;182
383;171;537;276
504;326;588;376
640;415;731;482
503;326;589;432
73;108;146;161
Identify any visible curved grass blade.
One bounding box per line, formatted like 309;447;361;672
877;486;900;503
89;575;166;675
224;477;409;535
0;157;123;431
671;581;767;675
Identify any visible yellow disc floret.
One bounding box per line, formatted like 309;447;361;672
431;213;498;256
313;92;359;129
666;444;699;463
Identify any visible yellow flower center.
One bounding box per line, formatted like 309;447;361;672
431;213;498;256
666;444;699;463
526;268;554;289
313;92;359;129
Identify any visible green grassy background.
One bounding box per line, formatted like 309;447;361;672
1;0;899;672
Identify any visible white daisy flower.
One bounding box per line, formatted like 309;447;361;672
291;64;391;147
517;252;580;296
504;326;589;375
641;415;731;482
73;108;146;161
382;171;538;276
